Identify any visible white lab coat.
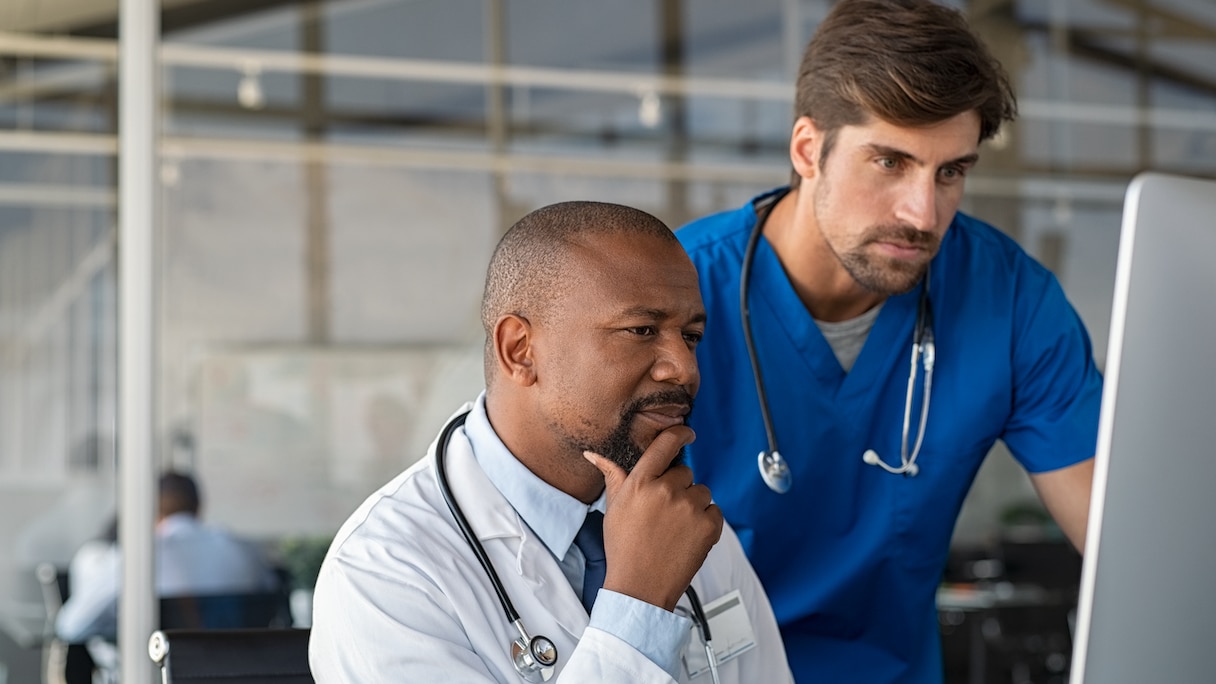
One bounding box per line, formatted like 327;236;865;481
309;410;793;683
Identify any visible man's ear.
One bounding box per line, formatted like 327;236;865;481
493;314;537;387
790;116;822;181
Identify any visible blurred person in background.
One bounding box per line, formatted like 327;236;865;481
55;470;277;643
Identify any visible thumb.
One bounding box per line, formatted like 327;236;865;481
584;450;627;494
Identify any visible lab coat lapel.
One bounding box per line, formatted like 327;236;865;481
442;420;590;644
516;525;590;643
444;420;519;540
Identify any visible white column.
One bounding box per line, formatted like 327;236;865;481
118;0;159;682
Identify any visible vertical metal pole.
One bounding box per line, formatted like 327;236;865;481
780;0;803;80
484;0;527;232
485;0;506;154
118;0;159;681
302;0;331;344
659;0;689;226
1134;0;1151;170
1047;1;1074;176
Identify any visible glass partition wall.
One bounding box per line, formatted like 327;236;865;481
0;27;119;683
3;0;1216;681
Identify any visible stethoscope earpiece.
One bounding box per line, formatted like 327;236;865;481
862;448;921;477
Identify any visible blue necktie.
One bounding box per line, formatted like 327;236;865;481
575;511;607;613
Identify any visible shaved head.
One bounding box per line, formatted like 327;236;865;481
481;201;678;384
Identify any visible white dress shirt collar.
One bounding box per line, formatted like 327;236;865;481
463;391;606;561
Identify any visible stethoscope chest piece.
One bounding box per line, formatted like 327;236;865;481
511;633;557;682
758;450;792;494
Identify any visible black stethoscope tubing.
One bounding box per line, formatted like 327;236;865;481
435;411;520;623
740;193;784;465
741;189;935;491
436;410;558;680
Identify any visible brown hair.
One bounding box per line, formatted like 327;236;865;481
793;0;1016;182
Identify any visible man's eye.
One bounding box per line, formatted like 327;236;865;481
683;331;704;344
627;326;657;336
940;165;966;180
878;157;899;170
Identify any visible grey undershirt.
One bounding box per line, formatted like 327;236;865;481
815;302;883;373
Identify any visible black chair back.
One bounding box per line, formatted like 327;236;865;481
159;591;293;630
148;628;313;684
36;563;98;684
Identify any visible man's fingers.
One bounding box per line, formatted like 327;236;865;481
628;425;696;481
705;502;725;542
584;450;627;492
660;463;694;490
687;482;714;510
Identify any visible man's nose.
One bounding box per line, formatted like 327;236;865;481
652;334;699;389
895;176;939;232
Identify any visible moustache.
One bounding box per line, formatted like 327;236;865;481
864;224;939;250
625;389;695;419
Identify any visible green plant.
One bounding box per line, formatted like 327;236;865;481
278;535;332;591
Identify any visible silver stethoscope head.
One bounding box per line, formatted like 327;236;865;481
510;620;558;682
758;450;792;494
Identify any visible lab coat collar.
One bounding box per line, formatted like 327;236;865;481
434;402;521;542
464;392;606;560
432;402;592;640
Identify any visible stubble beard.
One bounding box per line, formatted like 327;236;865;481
570;389;694;473
813;182;937;296
837;230;934;295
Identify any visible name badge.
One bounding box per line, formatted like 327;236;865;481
680;589;757;679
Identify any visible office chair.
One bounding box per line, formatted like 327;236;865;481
35;563;102;684
40;562;294;683
159;589;293;630
148;628;313;683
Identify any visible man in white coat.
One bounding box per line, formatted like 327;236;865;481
309;201;793;682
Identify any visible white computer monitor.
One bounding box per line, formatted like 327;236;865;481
1070;172;1216;683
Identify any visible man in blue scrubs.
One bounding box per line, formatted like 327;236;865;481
676;1;1102;682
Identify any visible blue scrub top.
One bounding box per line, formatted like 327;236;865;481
677;188;1102;683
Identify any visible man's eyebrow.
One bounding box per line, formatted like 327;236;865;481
618;305;707;325
865;144;916;163
863;143;979;169
947;152;980;168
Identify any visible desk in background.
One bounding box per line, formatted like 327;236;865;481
939;540;1081;684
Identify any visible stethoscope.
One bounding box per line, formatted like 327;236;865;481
435;410;722;683
741;190;936;494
